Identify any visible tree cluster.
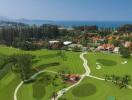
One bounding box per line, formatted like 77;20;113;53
118;24;132;32
119;46;131;58
0;24;59;46
105;75;131;89
73;25;98;32
10;54;34;80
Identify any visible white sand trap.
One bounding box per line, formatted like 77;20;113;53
96;65;102;69
121;61;127;64
96;62;99;64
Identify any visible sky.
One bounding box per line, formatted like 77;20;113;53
0;0;132;21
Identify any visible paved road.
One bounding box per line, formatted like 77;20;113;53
80;52;91;76
14;81;24;100
53;52;91;100
14;52;132;100
53;52;132;100
14;70;58;100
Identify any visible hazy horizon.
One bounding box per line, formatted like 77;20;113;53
0;0;132;21
1;16;132;22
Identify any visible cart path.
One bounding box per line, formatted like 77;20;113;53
53;52;132;100
14;70;58;100
14;81;24;100
53;52;91;100
14;52;132;100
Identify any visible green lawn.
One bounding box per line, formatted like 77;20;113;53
0;45;84;100
0;46;21;100
61;77;132;100
60;52;132;100
0;72;21;100
18;72;69;100
28;49;85;74
0;45;85;74
0;45;132;100
86;52;132;85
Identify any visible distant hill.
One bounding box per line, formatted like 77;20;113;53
0;16;12;21
0;16;27;27
18;18;55;25
1;16;132;27
0;16;55;25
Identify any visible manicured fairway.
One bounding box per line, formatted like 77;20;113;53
0;72;21;100
17;72;69;100
0;45;85;74
0;45;84;100
60;52;132;100
86;52;132;85
0;45;132;100
28;49;85;74
0;46;22;100
61;77;132;100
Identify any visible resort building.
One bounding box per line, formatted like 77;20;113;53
124;41;131;48
96;44;115;51
113;47;120;53
63;41;72;46
65;74;80;83
49;40;60;44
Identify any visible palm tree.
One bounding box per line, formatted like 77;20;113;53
51;92;58;100
111;75;116;83
122;75;131;87
115;76;120;85
105;75;109;81
9;54;32;81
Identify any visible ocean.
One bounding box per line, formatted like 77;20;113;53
53;21;132;28
20;20;132;28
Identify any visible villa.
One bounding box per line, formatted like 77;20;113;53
96;44;115;51
48;40;61;49
124;41;132;48
65;74;80;83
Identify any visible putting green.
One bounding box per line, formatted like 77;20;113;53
0;45;132;100
86;52;132;82
72;83;96;97
61;77;132;100
96;59;117;66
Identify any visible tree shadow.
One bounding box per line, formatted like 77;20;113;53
39;53;58;59
0;63;12;80
32;81;46;99
0;54;9;70
32;73;54;99
32;59;40;64
72;83;97;97
39;51;67;61
36;62;60;70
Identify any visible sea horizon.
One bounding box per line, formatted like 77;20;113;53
25;20;132;28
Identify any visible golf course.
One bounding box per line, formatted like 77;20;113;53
0;45;132;100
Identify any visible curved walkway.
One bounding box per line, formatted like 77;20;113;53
14;52;132;100
14;81;24;100
53;52;132;100
80;52;91;76
14;70;58;100
53;52;91;100
55;74;85;100
89;75;105;81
